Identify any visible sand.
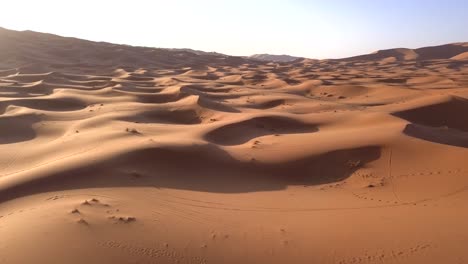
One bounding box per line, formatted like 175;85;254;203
1;27;468;264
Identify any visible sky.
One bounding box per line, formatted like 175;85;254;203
1;0;467;59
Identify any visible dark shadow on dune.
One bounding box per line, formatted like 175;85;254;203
113;85;164;94
205;116;319;145
0;114;39;144
393;96;468;132
123;75;154;82
190;73;219;81
0;98;87;114
245;99;286;109
134;91;191;104
181;84;232;94
447;61;467;70
393;97;468;148
377;78;407;84
403;124;468;148
120;108;204;125
282;78;302;85
0;144;381;202
242;73;268;83
197;95;240;113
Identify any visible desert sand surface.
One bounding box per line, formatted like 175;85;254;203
1;27;468;264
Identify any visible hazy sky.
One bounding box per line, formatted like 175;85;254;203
1;0;467;58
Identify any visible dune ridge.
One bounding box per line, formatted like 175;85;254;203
341;42;468;62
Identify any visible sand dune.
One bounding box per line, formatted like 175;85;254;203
342;42;468;61
452;51;468;60
1;28;468;264
249;54;303;62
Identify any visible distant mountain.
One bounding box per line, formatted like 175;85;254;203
249;54;303;62
339;43;468;62
164;48;226;57
1;26;466;72
0;27;251;72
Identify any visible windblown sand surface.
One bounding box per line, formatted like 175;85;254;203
1;28;468;263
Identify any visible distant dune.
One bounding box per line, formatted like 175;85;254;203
0;27;250;72
0;27;468;264
451;51;468;60
340;42;468;62
249;54;303;62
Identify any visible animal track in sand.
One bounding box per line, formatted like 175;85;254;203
351;192;402;205
0;206;38;221
319;181;347;190
345;167;468;204
336;243;432;264
392;168;465;179
98;240;207;264
46;195;68;201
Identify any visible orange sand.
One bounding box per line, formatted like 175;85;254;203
1;27;468;264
